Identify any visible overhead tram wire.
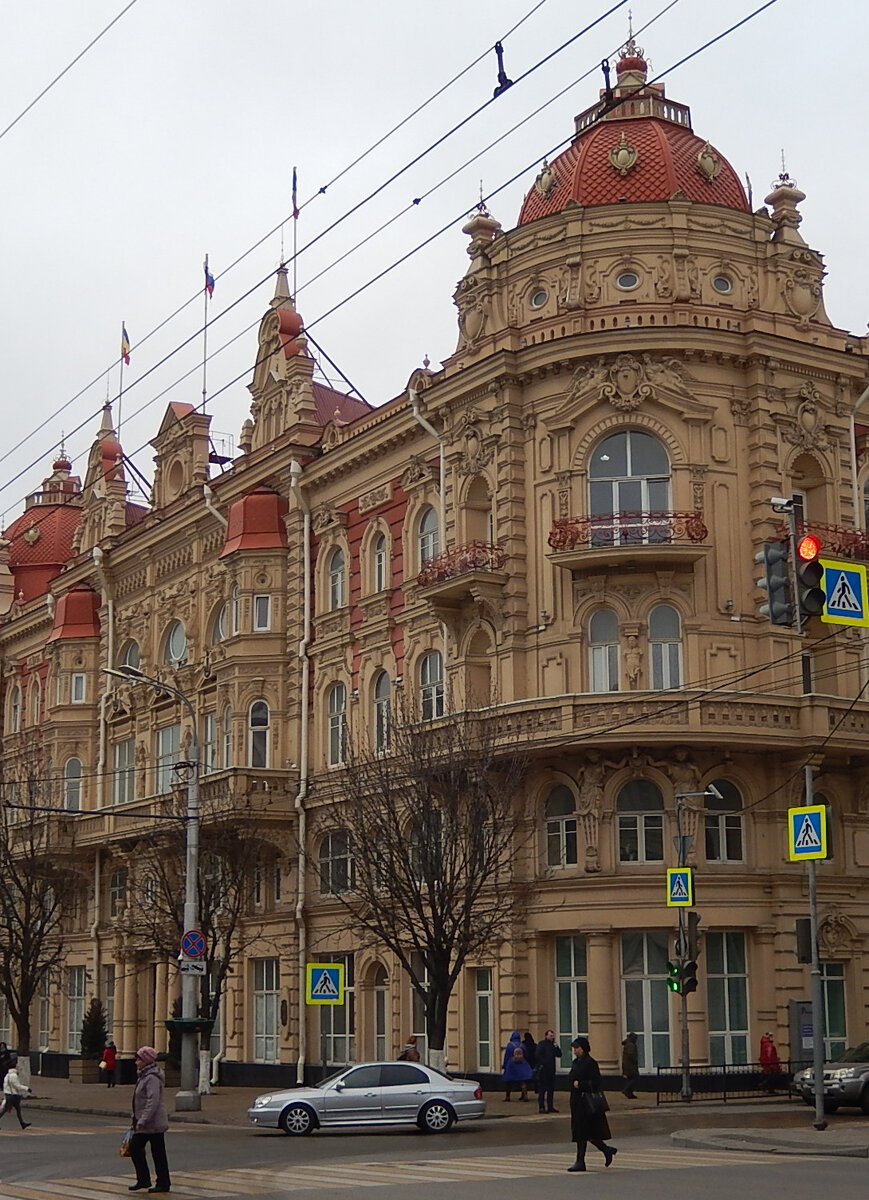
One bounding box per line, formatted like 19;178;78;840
0;0;561;474
0;0;786;539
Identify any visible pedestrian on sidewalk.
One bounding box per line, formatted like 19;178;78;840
760;1032;780;1094
0;1055;32;1129
397;1036;421;1062
502;1031;533;1101
621;1031;640;1098
535;1029;562;1113
567;1036;617;1173
103;1041;117;1088
127;1046;171;1194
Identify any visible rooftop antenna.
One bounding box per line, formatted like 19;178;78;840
744;172;753;209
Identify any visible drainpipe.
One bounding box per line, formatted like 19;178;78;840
409;388;450;679
203;483;227;528
289;459;312;1083
92;546;114;1001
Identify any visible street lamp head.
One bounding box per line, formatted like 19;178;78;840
705;783;724;802
103;665;146;683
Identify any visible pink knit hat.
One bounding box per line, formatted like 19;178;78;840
135;1046;158;1065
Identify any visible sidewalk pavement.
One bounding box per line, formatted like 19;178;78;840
672;1124;869;1158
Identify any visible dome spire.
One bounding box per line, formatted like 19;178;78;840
616;9;648;85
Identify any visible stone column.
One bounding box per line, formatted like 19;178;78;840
154;960;169;1053
119;954;139;1057
586;931;618;1069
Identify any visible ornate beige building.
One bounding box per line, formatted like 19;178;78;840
1;40;868;1084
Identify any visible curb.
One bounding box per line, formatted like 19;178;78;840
27;1101;236;1127
672;1129;869;1158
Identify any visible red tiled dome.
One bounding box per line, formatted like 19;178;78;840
46;584;100;642
219;488;289;558
4;503;82;602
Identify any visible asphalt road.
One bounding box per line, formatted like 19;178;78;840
0;1110;862;1199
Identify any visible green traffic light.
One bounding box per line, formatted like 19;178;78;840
666;959;681;993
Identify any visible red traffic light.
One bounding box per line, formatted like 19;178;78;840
797;534;822;561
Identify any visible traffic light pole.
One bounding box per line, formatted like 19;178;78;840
804;764;827;1131
676;802;691;1103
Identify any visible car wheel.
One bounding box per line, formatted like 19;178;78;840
280;1103;317;1136
418;1100;455;1134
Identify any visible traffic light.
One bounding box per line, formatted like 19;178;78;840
666;960;681;993
755;541;793;626
795;534;825;623
680;960;699;995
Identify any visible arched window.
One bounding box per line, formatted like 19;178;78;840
373;671;390;753
418;506;439;567
231;584;241;636
649;605;682;689
617;779;664;863
211;602;229;644
319;830;353;894
327;682;347;766
704;779;744;862
222;706;233;768
119;640;140;671
28;678;41;726
8;685;20;734
373;532;388;593
248;701;270;768
328;548;346;610
588;430;671;545
64;757;83;811
419;650;444;720
163;620;188;666
589;609;619;692
545;785;578;867
372;964;388;1060
464;475;493;543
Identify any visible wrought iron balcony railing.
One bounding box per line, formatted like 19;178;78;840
549;511;708;552
784;521;869;562
417;541;507;588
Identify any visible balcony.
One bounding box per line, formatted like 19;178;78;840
548;511;710;570
417;541;508;608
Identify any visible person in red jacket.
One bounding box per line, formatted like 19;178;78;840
760;1033;780;1093
102;1041;117;1088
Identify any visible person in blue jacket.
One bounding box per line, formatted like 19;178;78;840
502;1030;533;1101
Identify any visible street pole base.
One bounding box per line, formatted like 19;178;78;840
812;1119;828;1131
175;1089;202;1112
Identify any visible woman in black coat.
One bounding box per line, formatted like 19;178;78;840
567;1036;617;1172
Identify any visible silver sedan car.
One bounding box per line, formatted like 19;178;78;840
248;1061;486;1135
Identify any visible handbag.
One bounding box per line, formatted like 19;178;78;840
98;1060;108;1071
119;1128;134;1157
580;1089;610;1117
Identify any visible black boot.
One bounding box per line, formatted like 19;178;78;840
567;1158;586;1172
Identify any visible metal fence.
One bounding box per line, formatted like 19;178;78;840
655;1060;799;1103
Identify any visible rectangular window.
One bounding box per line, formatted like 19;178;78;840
591;645;619;692
202;713;216;775
475;967;494;1071
109;868;128;919
39;979;51;1050
618;813;664;862
621;931;671;1069
253;957;280;1063
253;595;271;631
821;962;847;1060
651;643;682;690
706;931;748;1065
273;861;282;903
103;964;115;1041
0;997;10;1046
67;965;86;1053
71;672;86;703
705;811;744;862
112;738;135;805
320;953;355;1066
155;723;181;794
555;935;588;1064
410;951;429;1064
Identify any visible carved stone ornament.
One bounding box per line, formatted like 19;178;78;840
818;905;857;957
22;523;40;546
566;353;695;413
608;132;639;177
534;159;558;197
696;142;721;181
782;264;822;328
311;504;346;533
400;455;435;492
779;381;833;451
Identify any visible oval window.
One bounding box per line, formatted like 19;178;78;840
616;271;640;290
165;620;187;666
530;288;548;309
712;275;732;294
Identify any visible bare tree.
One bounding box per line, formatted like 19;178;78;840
322;698;531;1071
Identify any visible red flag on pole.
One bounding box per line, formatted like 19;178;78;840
292;166;299;220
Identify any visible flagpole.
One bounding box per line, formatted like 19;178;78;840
292;165;299;299
202;254;209;412
118;319;125;439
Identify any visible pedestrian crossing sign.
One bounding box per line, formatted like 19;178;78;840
788;805;826;861
666;868;693;907
305;962;345;1005
820;558;869;627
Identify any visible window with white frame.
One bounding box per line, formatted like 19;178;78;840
39;978;51;1050
64;757;83;811
649;604;682;689
155;723;181;794
475;966;494;1071
327;682;347;766
556;935;588;1063
253;594;271;631
67;965;86;1053
103;964;115;1039
419;650;444;720
231;585;241;636
418;505;439;566
211;602;229;644
163;619;188;666
328;547;346;610
706;931;748;1064
410;951;429;1063
248;701;270;768
704;779;744;862
109;868;128;918
589;609;620;692
821;962;847;1059
28;678;41;725
112;739;135;805
373;670;390;753
223;706;233;768
588;429;671;545
253;957;280;1063
373;532;388;592
71;672;86;703
0;997;10;1046
545;785;578;867
617;779;664;862
320;953;355;1065
120;639;141;670
8;685;20;733
202;712;217;774
621;931;671;1068
319;830;353;894
373;964;388;1060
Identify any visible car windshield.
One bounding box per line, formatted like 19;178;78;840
835;1042;869;1063
314;1069;348;1089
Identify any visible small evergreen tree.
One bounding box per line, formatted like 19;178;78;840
79;997;107;1060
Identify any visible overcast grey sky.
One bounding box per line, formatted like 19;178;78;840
0;0;865;516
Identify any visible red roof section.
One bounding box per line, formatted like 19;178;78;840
313;382;372;425
46;584;100;642
220;488;289;558
519;117;747;224
4;504;82;602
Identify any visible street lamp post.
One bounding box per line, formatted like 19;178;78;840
104;665;201;1112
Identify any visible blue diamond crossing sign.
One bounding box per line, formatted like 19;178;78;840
787;805;827;861
666;868;693;907
820;558;869;627
305;963;345;1005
